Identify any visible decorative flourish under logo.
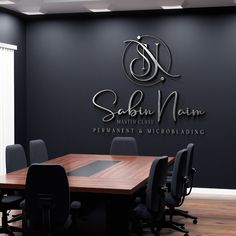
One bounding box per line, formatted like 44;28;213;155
123;35;180;86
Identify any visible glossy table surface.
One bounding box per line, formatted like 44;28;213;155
0;154;174;195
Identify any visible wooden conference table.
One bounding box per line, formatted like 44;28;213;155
0;154;174;236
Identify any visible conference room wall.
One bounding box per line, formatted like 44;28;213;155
0;8;27;149
26;8;236;189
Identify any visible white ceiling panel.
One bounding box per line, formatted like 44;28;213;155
0;0;235;15
184;0;235;8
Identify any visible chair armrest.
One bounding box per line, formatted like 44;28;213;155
20;200;25;209
166;175;172;183
165;176;172;192
70;201;81;218
71;201;81;210
184;176;189;184
161;185;169;192
185;167;196;196
134;197;142;204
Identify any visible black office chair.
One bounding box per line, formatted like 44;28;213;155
29;139;48;164
131;156;168;236
163;148;189;236
167;144;198;224
6;144;28;173
0;144;28;236
172;144;197;223
22;164;81;236
109;136;139;155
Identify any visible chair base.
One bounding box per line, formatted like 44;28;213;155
0;210;22;236
165;207;198;223
0;225;21;236
163;209;189;236
131;221;161;236
8;214;22;224
162;220;189;235
172;208;198;224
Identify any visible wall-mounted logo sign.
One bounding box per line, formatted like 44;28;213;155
93;90;205;123
92;35;206;136
123;35;180;86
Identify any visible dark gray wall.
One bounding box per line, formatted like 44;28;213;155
26;9;236;189
0;8;26;148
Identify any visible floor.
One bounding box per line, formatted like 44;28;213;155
148;197;236;236
1;196;236;236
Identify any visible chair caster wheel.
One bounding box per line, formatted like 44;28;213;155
193;219;198;224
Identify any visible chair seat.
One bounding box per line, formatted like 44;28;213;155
2;195;23;208
133;203;152;220
164;192;181;207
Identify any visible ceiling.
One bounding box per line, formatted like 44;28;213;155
0;0;236;15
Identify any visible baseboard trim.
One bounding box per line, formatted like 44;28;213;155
189;188;236;199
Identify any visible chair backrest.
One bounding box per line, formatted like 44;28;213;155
171;149;188;200
146;156;168;215
109;136;139;155
6;144;27;173
25;164;70;232
186;143;195;186
29;139;48;164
